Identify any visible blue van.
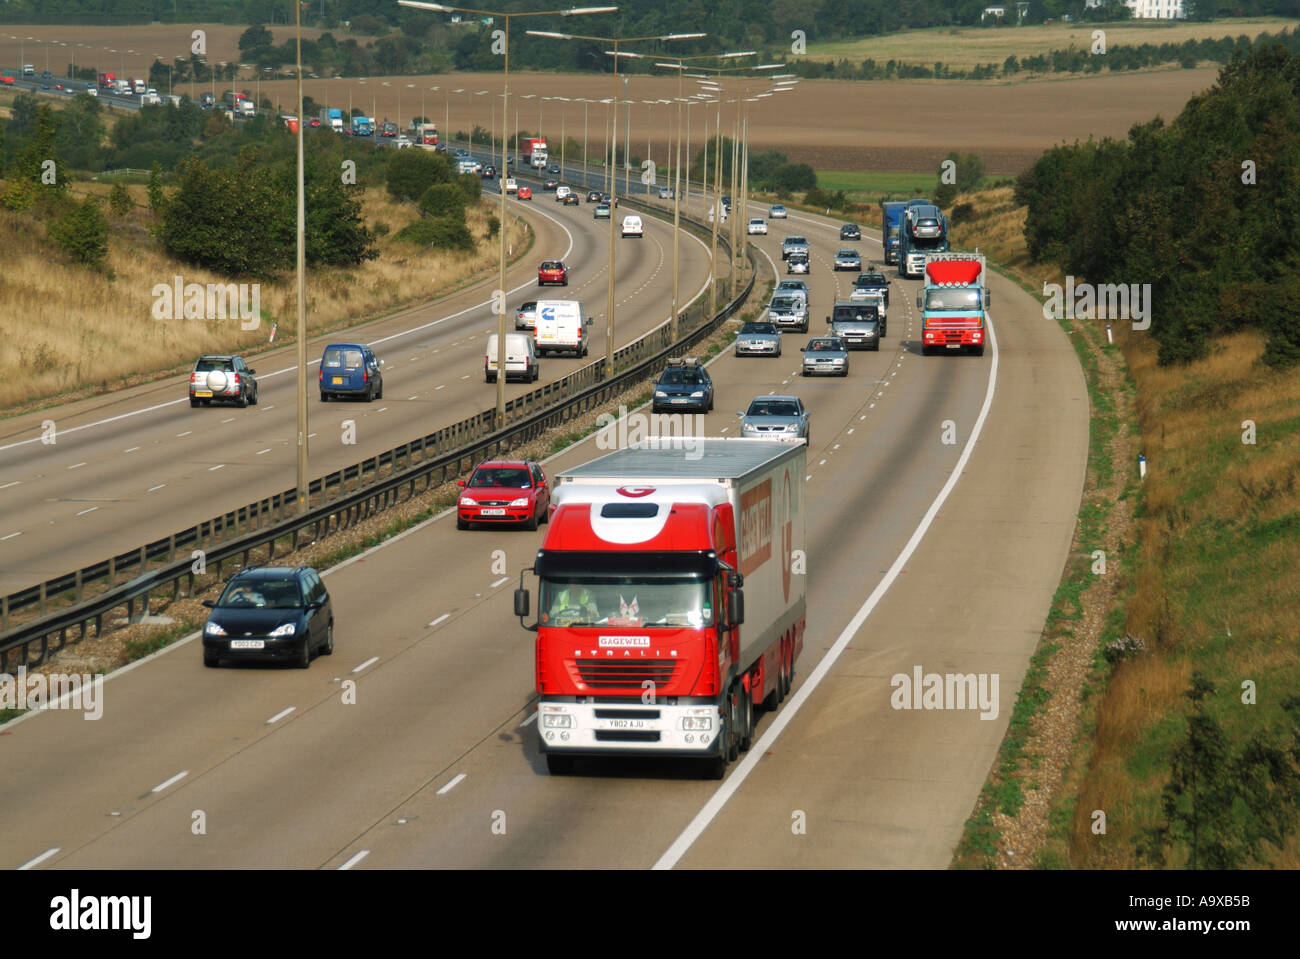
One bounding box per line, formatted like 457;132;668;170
319;342;384;402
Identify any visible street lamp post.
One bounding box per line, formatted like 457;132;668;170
529;28;704;379
400;1;617;427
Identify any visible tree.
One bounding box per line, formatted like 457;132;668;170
108;182;132;217
2;104;62;211
418;182;467;219
239;25;274;52
49;197;109;268
386;147;453;202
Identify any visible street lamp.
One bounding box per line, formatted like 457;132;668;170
399;1;618;427
547;96;571;175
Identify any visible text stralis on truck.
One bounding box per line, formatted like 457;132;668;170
514;438;807;778
917;252;991;356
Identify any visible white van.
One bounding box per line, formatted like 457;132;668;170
532;300;592;358
621;215;643;238
485;332;539;383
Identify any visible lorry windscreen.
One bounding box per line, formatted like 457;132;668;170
925;289;982;310
540;576;712;628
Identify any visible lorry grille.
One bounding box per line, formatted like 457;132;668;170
575;659;676;689
595;730;661;742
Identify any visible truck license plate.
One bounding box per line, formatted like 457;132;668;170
230;640;264;650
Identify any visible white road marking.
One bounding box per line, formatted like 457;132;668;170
124;446;140;453
267;706;296;724
257;448;272;455
17;847;60;871
408;395;418;400
0;481;19;490
653;310;1000;872
1;531;21;541
435;385;445;391
352;656;379;674
177;430;193;437
68;462;86;470
847;428;854;435
490;576;509;588
147;484;165;492
339;850;369;870
150;770;189;794
818;459;826;466
437;773;467;795
221;418;235;424
428;613;450;627
75;506;98;516
208;464;225;471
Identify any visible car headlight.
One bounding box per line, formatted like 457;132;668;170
509;497;530;507
742;422;757;432
690;391;704;398
269;622;297;637
654;390;667;398
459;496;476;506
785;424;800;432
205;621;226;636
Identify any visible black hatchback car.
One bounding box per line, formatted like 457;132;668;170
840;222;862;240
202;566;333;668
652;357;714;414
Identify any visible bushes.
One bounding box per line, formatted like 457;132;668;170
386;147;454;202
397;216;475;252
418;183;467;219
49;197;109;268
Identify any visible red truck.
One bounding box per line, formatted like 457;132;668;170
917;252;991;356
520;136;548;169
96;72;115;89
513;438;807;778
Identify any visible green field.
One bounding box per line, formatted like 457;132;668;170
803;17;1293;70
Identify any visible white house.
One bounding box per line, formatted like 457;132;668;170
1122;0;1186;18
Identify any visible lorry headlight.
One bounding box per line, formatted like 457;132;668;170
542;714;572;729
681;717;713;731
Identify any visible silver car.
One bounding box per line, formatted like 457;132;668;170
829;302;882;351
735;321;783;357
747;218;767;235
781;236;809;260
739;395;810;442
767;295;809;333
801;336;849;377
834;249;862;272
769;204;788;219
776;280;810;308
786;252;810;275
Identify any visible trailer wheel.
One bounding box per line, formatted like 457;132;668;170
738;683;754;753
724;684;740;762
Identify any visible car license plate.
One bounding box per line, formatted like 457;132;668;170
195;391;212;397
671;398;687;404
332;376;343;384
481;508;506;516
230;640;264;650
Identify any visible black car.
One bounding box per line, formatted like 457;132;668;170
202;566;333;668
563;192;579;206
652;357;714;413
548;163;561;174
585;190;601;203
480;164;497;178
543;178;559;191
840;223;862;240
190;355;258;408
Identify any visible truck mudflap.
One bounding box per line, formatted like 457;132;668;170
537;700;725;757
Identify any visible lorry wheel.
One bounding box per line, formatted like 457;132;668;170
725;684;740;762
546;753;575;775
738;685;754;752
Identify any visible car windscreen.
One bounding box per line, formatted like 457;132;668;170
924;289;982;310
219;577;303;609
541;261;562;270
323;348;364;369
834;307;878;322
857;274;886;286
770;298;799;311
808;340;840;351
741;323;777;334
837;250;858;258
748;400;799;417
469;467;531;488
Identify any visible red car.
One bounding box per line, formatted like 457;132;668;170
457;460;550;530
537;259;567;286
517;185;533;200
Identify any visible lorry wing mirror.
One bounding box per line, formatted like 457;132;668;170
916;292;923;309
727;590;745;627
985;288;992;305
825;316;831;324
513;588;530;619
727;571;744;588
587;317;594;326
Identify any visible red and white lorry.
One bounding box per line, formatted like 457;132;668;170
514;438;806;778
520;136;548;169
917;252;991;356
